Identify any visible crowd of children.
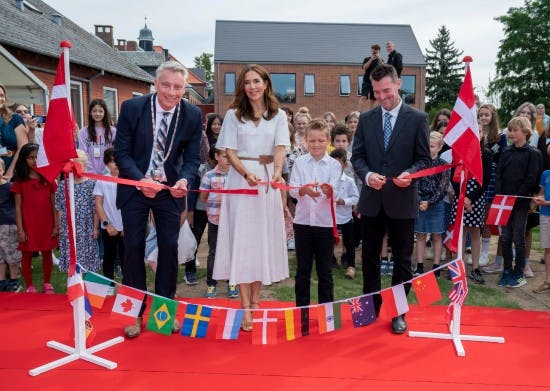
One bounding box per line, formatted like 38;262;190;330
2;94;550;303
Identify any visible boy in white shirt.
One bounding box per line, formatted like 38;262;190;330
330;148;359;279
93;148;124;279
289;119;341;307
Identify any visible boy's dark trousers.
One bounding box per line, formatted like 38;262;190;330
338;220;355;268
101;229;125;279
206;221;218;286
294;224;334;307
186;209;208;275
501;203;529;273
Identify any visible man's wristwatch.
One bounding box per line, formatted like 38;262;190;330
102;220;110;228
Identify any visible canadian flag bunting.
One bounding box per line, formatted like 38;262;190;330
443;59;483;186
36;41;78;183
486;195;517;226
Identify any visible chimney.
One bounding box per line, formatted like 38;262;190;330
15;0;24;11
126;40;138;51
94;24;114;47
51;13;62;26
163;48;170;62
116;39;127;51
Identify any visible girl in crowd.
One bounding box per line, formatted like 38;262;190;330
513;102;537;146
323;111;337;133
213;64;290;331
77;99;116;174
0;84;29;180
414;132;449;277
205;113;223;148
294;107;311;152
55;150;100;273
345;111;360;150
478;104;507;270
430;108;451;132
12;143;58;293
451;127;493;284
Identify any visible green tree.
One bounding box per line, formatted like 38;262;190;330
193;52;214;91
489;0;550;116
424;25;464;112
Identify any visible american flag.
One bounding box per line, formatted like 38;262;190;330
447;260;468;306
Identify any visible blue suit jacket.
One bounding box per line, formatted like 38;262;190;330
114;94;202;211
351;103;430;219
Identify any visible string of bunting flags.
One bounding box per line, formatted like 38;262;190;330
76;259;468;345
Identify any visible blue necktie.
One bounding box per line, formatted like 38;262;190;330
383;112;392;150
152;112;169;171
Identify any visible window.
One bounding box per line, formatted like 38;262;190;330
270;73;296;103
400;75;416;104
304;74;315;96
70;82;83;129
224;72;235;95
339;75;351;96
357;75;364;96
103;87;119;122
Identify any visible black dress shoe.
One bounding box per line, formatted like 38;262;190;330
391;315;407;334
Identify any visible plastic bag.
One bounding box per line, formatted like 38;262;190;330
178;220;197;264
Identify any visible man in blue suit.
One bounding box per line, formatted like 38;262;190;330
351;63;430;334
114;61;202;337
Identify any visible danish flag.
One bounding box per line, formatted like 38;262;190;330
486;195;517;226
443;58;483;185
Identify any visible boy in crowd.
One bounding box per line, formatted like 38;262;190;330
200;146;238;298
330;148;359;279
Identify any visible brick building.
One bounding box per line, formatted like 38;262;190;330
214;20;426;120
0;0;153;128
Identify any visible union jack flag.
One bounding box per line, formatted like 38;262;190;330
447;259;468;306
349;298;363;314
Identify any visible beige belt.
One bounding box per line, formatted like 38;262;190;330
238;155;274;193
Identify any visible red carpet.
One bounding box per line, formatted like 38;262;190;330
0;292;548;390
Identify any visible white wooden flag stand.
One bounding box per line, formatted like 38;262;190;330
29;173;124;376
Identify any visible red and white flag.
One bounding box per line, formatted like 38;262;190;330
36;41;77;183
443;58;483;185
111;285;145;324
486;195;517;226
67;270;84;302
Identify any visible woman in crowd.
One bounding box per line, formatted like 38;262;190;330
0;84;28;180
213;64;290;332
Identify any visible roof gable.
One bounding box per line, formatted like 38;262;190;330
215;20;425;66
0;0;154;83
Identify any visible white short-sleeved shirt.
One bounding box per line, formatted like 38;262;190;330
92;174;123;231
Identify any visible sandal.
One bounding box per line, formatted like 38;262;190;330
533;281;550;294
42;283;54;294
241;306;253;332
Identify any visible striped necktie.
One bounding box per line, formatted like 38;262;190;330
383;112;392;150
152;111;170;170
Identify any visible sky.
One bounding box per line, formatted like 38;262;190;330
46;0;525;100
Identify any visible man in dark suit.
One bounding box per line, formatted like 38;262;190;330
114;61;202;337
351;63;430;334
386;41;403;78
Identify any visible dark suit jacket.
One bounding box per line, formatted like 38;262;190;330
351;103;430;219
114;93;202;210
387;50;403;77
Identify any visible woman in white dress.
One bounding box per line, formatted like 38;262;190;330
213;64;290;331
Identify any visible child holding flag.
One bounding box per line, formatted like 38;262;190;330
496;117;542;288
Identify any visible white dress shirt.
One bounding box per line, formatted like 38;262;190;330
289;153;342;227
335;172;360;224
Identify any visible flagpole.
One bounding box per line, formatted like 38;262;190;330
408;57;504;357
30;42;123;376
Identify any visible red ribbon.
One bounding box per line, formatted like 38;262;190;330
401;163;454;180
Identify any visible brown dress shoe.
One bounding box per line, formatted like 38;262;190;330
172;319;181;334
124;316;143;338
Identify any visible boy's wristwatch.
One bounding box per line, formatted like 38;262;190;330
102;220;110;228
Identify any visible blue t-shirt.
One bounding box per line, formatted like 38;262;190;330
539;170;550;217
0;182;15;225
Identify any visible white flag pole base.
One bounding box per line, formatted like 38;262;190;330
29;279;124;376
408;303;504;357
28;336;124;376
